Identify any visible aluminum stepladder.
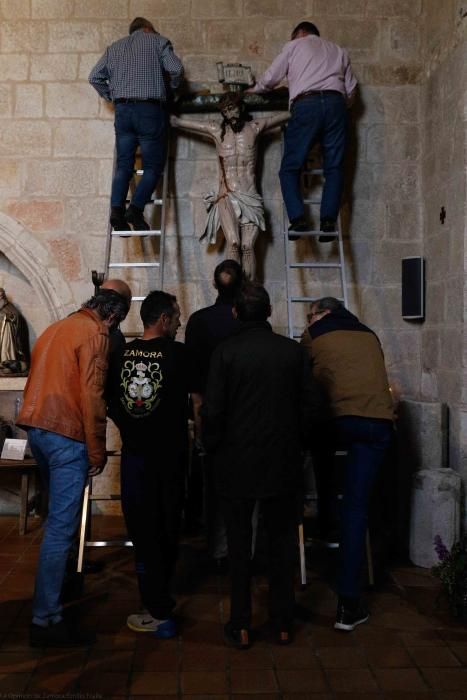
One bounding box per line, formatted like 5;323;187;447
283;148;349;341
77;150;170;573
284;147;374;586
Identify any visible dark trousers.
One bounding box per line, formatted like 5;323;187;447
335;416;393;599
279;92;348;223
120;447;185;619
111;102;167;210
222;495;297;631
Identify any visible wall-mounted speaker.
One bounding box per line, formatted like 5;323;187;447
402;256;425;321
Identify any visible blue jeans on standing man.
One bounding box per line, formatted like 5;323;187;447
111;101;168;210
27;428;89;626
279;91;348;223
334;416;393;600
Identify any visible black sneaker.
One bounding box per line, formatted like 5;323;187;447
319;218;337;242
288;216;310;240
110;206;131;232
224;623;251;650
125;204;150;231
334;599;369;632
30;620;96;648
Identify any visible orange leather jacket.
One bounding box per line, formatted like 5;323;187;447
17;308;109;470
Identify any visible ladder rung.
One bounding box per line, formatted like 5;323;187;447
111;231;161;237
131;296;145;302
289;262;342;269
286;230;338;237
303;168;323;175
109;262;160;268
291;296;317;302
85;540;133;547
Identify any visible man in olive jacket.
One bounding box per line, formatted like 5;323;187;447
203;283;320;649
301;297;394;632
17;288;130;648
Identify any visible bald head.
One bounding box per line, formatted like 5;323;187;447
101;279;132;305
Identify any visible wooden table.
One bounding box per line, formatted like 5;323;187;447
0;457;38;534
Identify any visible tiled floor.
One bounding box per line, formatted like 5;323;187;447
0;514;466;698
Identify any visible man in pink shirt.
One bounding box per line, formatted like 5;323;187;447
247;21;357;240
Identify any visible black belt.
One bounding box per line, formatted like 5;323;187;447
114;98;162;104
292;89;342;106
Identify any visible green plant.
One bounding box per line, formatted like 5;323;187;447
432;535;467;619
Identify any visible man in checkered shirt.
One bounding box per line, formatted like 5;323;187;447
89;17;183;232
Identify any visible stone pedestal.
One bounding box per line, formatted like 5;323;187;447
409;468;461;568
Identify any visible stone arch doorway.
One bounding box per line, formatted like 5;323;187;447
0;212;74;324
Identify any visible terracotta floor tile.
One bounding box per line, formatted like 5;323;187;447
0;651;40;673
382;693;436;699
37;649;88;673
0;671;31;692
408;645;461;667
182;646;226;670
130;670;178;695
228;647;273;669
325;668;378;693
372;667;429;692
27;671;80;693
354;627;403;646
181;670;227;694
364;645;414;668
133;648;180;672
79;671;129;695
422;667;467;691
310;629;357;648
399;630;445;646
276;668;327;693
271;646;319;669
184;695;229;700
434;693;467;700
94;630;137;650
317;645;366;668
282;694;333;700
439;629;467;644
231;695;280;700
231;668;279;694
83;649;134;673
449;644;467;664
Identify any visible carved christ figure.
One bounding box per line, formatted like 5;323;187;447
171;92;289;279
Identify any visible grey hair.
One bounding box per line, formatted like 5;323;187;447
82;289;130;324
313;297;344;313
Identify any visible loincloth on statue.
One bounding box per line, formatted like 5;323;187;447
201;190;266;244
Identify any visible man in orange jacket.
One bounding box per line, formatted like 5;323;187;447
17;286;130;648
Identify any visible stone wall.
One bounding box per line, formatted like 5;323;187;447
420;1;467;492
0;0;464;517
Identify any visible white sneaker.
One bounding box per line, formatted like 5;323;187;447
127;611;165;633
127;612;177;638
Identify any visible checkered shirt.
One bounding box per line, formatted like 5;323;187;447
89;29;183;102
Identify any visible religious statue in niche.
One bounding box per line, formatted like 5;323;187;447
0;288;30;376
171;92;289;279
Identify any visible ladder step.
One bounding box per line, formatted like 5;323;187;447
286;230;338;237
109;262;160;268
85;540;133;547
111;230;161;237
303;168;323;175
291;296;318;303
289;262;342;269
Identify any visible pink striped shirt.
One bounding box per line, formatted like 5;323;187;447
252;35;357;105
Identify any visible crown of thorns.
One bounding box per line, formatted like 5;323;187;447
218;92;244;112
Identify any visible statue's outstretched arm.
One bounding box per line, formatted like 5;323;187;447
170;114;217;136
259;111;290;132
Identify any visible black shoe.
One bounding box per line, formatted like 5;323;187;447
319;218;337;242
224;623;251;650
30;620;96;648
125;204;150;231
110;206;131;232
334;598;369;632
288;216;310;240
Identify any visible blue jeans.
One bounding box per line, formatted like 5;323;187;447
27;428;89;626
279;92;348;222
111;101;168;210
335;416;393;599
